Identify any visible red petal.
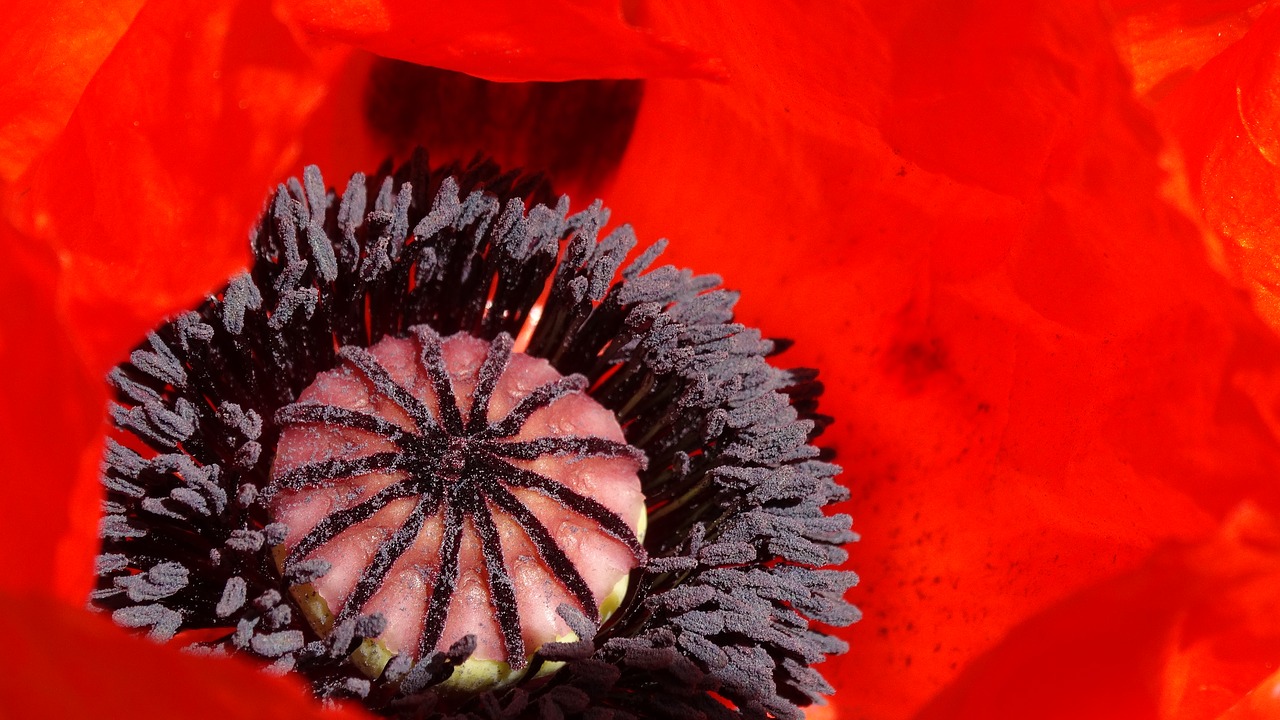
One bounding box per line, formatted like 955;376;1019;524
5;0;350;373
610;1;1280;717
1191;8;1280;325
276;0;723;82
1109;0;1261;98
1115;4;1280;332
1235;9;1280;166
0;222;103;598
0;0;145;182
911;504;1280;720
1218;668;1280;719
0;591;372;719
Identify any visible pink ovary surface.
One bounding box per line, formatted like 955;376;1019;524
270;333;645;663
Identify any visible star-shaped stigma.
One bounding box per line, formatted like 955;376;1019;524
269;325;647;669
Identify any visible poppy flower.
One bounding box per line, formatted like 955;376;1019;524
5;1;1280;719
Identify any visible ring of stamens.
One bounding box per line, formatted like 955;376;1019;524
92;155;858;718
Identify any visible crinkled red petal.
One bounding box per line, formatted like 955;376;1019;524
1115;3;1280;331
912;504;1280;720
276;0;722;82
1218;667;1280;719
0;224;102;598
5;0;350;375
1110;0;1262;97
0;0;145;182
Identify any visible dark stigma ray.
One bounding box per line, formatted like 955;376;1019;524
338;346;440;436
288;482;420;565
410;324;465;435
482;480;598;619
465;490;527;668
476;453;645;561
336;491;440;625
272;452;403;493
466;333;514;434
479;375;589;440
277;403;411;443
419;494;466;659
480;436;644;463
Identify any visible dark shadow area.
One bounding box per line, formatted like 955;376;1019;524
364;59;644;194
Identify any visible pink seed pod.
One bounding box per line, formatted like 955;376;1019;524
270;331;645;678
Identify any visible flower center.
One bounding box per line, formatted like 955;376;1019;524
269;327;646;677
91;154;857;716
